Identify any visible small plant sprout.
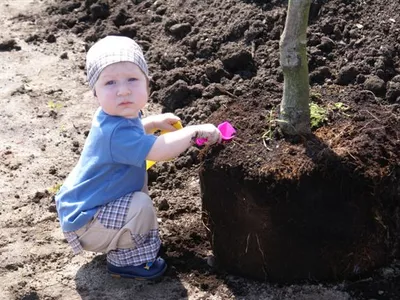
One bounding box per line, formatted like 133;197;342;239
262;109;277;150
309;102;328;129
47;100;63;111
333;102;349;111
333;102;351;117
326;102;352;118
48;183;62;194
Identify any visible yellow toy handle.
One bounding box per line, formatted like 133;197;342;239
146;121;183;170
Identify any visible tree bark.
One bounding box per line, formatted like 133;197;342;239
279;0;311;136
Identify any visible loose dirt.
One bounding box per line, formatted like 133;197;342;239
1;0;399;299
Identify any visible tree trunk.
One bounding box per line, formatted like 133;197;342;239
279;0;311;136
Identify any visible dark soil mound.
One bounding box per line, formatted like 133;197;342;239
40;0;399;291
201;94;399;282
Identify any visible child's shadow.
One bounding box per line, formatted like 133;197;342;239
75;254;188;300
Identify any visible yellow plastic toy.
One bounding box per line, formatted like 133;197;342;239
146;121;183;170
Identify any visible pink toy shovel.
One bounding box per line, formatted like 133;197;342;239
196;121;236;146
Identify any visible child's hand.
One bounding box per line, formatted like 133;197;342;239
144;113;181;133
194;124;222;145
147;123;221;162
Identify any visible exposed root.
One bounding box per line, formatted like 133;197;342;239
360;109;380;122
255;234;268;280
245;233;251;254
202;219;211;233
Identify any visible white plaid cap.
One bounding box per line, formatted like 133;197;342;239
86;36;149;89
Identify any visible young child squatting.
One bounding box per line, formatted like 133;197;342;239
55;36;221;280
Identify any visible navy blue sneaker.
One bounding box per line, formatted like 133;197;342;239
107;257;167;280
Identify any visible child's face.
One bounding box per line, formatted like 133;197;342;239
94;61;148;118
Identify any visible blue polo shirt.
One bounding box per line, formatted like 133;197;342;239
56;108;157;232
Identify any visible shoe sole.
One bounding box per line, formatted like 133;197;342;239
108;264;167;281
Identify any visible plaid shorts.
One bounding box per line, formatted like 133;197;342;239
63;192;161;266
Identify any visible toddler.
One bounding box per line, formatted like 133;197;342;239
55;35;221;280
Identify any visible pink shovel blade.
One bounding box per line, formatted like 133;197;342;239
195;121;236;146
218;121;236;141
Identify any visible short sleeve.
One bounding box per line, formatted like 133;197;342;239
110;121;157;166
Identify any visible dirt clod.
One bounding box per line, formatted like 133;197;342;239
0;39;21;51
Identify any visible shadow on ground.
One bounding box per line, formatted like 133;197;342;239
75;254;188;300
